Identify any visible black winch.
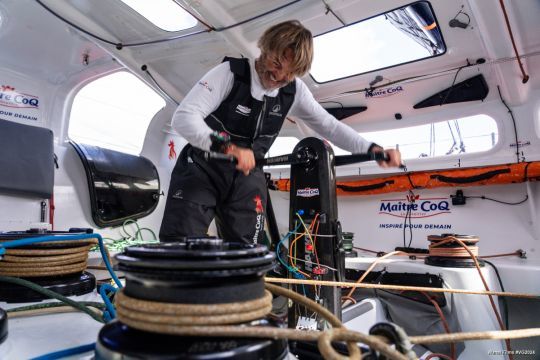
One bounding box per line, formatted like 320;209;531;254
96;237;289;359
0;229;96;303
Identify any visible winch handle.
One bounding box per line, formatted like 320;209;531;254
334;152;389;166
203;152;298;166
204;151;389;166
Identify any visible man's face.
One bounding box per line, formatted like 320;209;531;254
256;48;296;90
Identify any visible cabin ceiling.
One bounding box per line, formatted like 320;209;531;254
1;0;539;130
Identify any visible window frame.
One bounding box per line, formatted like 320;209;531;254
67;70;166;156
310;0;447;84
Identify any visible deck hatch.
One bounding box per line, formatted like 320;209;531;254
70;141;160;228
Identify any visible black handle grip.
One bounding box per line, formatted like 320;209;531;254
203;152;236;163
204;151;390;167
334;152;389;166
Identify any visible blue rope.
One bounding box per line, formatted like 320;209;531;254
0;233;122;288
30;342;95;360
99;283;118;320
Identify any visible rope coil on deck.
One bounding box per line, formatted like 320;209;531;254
0;239;98;277
427;234;480;258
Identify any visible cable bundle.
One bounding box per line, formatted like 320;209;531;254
0;238;98;277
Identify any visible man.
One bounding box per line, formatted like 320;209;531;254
160;20;401;243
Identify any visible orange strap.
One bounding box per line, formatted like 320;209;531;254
273;162;540;195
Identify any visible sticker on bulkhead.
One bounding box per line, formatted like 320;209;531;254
378;194;453;230
0;84;41;122
365;85;404;99
296;188;319;198
379;195;451;218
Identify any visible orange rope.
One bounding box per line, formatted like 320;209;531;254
481;250;522;259
429;245;479;258
428;236;512;358
344;251;408;301
421;291;456;360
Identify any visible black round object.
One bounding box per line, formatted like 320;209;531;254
425;256;485;268
0;272;96;303
115;238;275;304
394;113;402;120
0;308;7;345
95;319;288;360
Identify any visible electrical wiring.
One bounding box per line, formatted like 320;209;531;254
403;190;415;248
296;212;322;267
288;256;337;272
289;232;312;278
35;0;303;47
353;246;380;254
483;260;510;330
498;85;521;163
466;194;528;205
276;223;303;274
440;63;468;106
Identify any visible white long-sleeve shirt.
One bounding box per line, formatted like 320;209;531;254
172;59;372;154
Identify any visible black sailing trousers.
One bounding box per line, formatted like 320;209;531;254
159;145;267;244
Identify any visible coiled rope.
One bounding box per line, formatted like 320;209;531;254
115;282;412;360
427;234;480;258
0;239;98;277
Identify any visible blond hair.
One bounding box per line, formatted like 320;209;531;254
257;20;313;76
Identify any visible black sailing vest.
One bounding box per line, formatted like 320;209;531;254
204;57;296;159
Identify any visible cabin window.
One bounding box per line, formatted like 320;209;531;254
310;1;446;83
119;0;198;32
69;72;166;155
332;115;498;159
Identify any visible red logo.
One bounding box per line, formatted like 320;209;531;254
1;85;15;91
253;195;264;214
406;194;420;202
168;140;177;160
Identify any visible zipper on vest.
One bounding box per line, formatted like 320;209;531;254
253;97;266;141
